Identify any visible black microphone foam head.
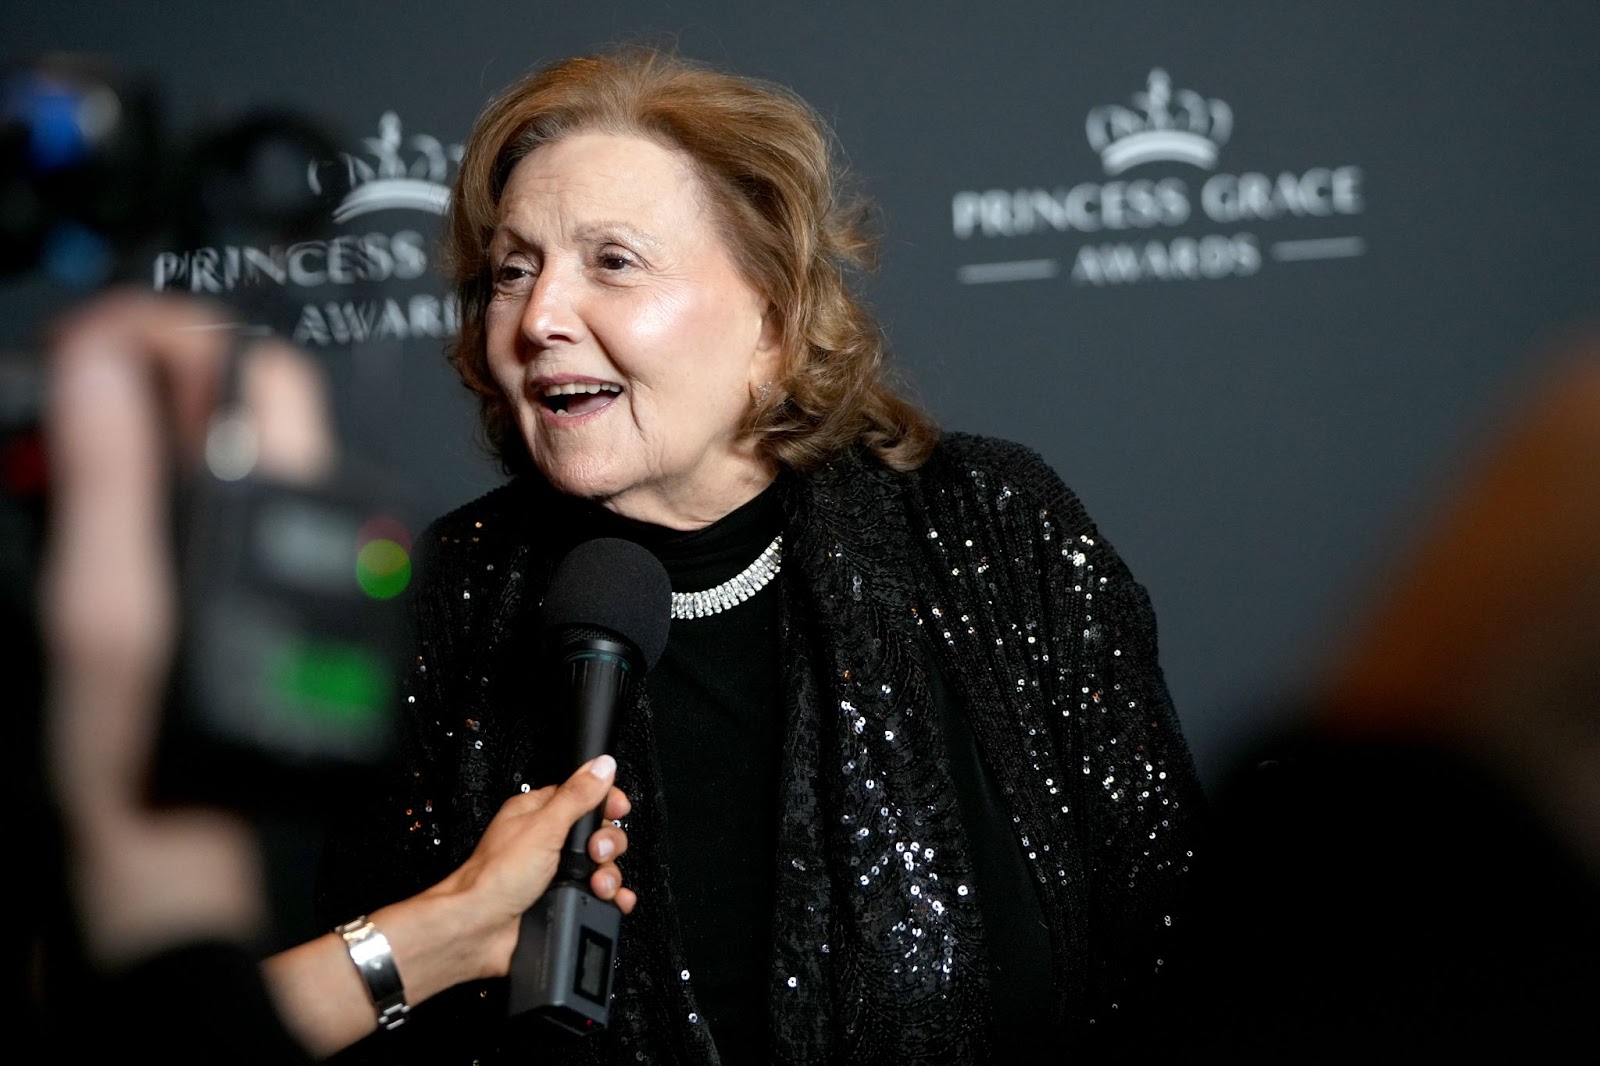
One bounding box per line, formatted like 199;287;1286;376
541;537;672;670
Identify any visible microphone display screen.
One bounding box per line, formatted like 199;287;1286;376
574;929;611;1006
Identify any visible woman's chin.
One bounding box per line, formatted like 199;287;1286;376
533;459;641;513
539;465;623;503
531;453;768;528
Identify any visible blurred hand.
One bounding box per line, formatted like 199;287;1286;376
40;287;336;968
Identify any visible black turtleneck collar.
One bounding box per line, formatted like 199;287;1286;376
560;476;787;594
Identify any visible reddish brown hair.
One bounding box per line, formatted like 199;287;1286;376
444;45;938;477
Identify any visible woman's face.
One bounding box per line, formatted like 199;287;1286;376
484;131;781;529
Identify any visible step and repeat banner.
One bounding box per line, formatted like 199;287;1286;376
6;1;1598;784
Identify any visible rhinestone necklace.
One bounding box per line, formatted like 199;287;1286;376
670;534;783;620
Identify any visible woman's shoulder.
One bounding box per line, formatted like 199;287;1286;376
419;478;537;541
919;431;1093;524
411;478;538;579
928;430;1054;474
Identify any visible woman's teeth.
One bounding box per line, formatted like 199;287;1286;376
541;382;621;415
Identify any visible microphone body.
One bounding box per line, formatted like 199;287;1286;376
507;539;670;1036
556;627;639;873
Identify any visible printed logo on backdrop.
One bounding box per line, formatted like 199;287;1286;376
148;112;462;347
951;69;1366;286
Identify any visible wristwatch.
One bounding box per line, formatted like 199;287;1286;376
337;916;410;1030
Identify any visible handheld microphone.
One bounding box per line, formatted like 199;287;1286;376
507;537;670;1035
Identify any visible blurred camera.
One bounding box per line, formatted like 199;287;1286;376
154;383;418;815
2;54;414;816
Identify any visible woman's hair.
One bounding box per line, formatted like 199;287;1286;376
444;44;938;477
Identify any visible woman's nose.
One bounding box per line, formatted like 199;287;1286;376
519;265;582;346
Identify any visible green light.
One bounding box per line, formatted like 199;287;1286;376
356;538;411;600
268;641;391;723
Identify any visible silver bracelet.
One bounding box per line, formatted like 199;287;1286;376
337;916;410;1030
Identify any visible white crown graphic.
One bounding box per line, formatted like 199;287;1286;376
1085;69;1233;175
306;112;463;223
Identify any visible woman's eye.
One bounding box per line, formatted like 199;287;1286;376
597;250;634;271
493;262;531;286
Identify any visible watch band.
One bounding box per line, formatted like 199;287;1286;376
337;916;410;1030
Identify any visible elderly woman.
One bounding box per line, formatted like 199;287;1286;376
317;45;1205;1065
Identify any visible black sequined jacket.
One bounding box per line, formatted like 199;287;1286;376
317;431;1207;1065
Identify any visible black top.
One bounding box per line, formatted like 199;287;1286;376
581;477;1054;1061
581;484;788;1061
63;942;314;1064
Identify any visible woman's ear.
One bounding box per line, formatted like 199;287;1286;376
749;304;785;389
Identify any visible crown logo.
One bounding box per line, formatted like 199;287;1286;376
306;112;463;223
1085;69;1233;176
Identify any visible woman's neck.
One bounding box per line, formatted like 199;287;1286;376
595;456;778;531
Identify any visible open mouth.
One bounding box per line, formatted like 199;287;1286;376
540;381;622;417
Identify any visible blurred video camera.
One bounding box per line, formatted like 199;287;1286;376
2;54;415;816
1;52;339;289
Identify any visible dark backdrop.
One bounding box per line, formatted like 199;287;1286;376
7;1;1599;788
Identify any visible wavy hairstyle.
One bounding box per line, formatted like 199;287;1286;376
444;45;938;477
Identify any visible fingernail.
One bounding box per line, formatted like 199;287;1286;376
589;754;616;780
594;872;617;895
594;836;615;860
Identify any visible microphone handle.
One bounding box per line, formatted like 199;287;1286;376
559;636;637;867
507;630;640;1031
